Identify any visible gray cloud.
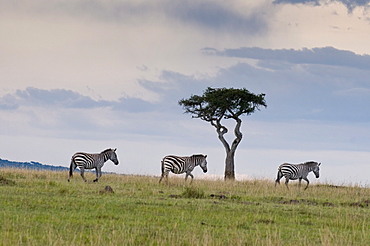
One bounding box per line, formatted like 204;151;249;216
139;47;370;123
0;87;177;141
203;46;370;70
0;87;158;113
273;0;322;5
273;0;370;13
164;1;269;34
0;87;109;109
0;0;270;34
213;62;370;123
0;94;19;110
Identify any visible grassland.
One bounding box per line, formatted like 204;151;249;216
1;168;370;246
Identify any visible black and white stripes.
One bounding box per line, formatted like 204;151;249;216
68;148;119;182
275;161;321;190
159;154;208;183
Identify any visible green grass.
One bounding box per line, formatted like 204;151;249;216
1;168;370;245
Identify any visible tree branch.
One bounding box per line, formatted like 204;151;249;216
211;119;230;153
231;117;243;153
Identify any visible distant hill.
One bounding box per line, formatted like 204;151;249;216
0;158;68;172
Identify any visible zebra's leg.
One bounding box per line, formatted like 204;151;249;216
80;167;87;182
159;171;169;184
303;178;310;190
159;172;164;183
184;173;194;184
93;167;101;182
298;178;302;189
164;172;170;184
189;173;194;184
284;177;290;190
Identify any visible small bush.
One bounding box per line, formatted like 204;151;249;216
58;188;68;194
0;175;16;185
181;186;205;199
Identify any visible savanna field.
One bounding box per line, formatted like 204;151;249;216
1;168;370;246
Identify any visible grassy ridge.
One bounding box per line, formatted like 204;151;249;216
1;168;370;246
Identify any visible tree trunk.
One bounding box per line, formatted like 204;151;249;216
212;118;243;181
224;151;235;181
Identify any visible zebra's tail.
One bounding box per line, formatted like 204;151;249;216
159;159;165;183
68;159;76;182
275;168;283;186
161;159;165;174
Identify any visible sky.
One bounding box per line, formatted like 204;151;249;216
1;0;370;186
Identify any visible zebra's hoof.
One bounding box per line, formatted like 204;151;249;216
93;179;98;182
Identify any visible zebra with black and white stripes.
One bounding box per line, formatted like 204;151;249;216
68;148;119;182
159;154;208;184
275;161;321;190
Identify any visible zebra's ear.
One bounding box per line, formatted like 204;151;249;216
204;155;207;158
318;162;321;166
113;148;117;152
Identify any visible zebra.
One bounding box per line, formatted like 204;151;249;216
68;148;119;182
159;154;208;184
275;161;321;190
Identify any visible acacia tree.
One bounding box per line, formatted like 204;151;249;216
179;87;266;181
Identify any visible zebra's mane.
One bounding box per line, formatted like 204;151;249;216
303;161;318;166
101;148;113;154
191;154;205;158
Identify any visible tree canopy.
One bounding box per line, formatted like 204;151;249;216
179;87;266;122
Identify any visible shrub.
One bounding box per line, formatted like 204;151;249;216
181;186;205;199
